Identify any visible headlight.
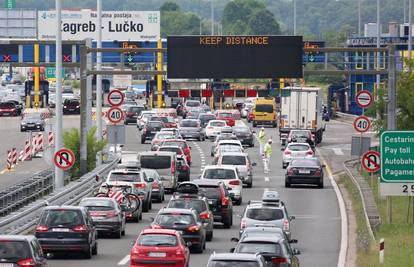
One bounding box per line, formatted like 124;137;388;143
21;122;26;125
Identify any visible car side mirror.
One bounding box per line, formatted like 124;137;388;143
289;239;298;244
146;177;154;183
290;215;295;221
230;237;239;242
229;248;235;253
252;162;257;167
293;248;301;255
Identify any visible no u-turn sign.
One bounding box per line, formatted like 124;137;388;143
54;148;75;170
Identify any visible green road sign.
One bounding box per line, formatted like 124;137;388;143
380;131;414;182
45;67;65;79
5;0;14;9
127;54;134;62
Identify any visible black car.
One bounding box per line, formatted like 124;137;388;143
125;105;145;124
141;120;164;144
285;158;325;188
177;155;190;182
192;179;233;228
198;113;216;128
0;235;48;266
151;208;206;253
21;113;45;132
233;126;255;147
35;206;98;259
63;99;80;114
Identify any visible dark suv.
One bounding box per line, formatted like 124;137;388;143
35;206;98;259
63;99;80;114
192;179;233;228
0;235;48;266
125;105;144;125
141;120;164;144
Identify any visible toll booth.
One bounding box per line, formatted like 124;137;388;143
328;84;349;113
24;80;49;108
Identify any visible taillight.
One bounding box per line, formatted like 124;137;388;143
199;212;211;220
152;224;162;229
176;248;183;256
283;219;290;231
73;224;88;232
35;225;49;232
222;196;230;206
314;169;322;176
106;210;118;218
272;257;288;264
306;150;314;156
284;150;291;155
287;168;296;175
134;183;147;189
152;182;159;189
187;225;200;232
229;179;240;186
171;161;176;174
17;259;35;267
240;218;247;229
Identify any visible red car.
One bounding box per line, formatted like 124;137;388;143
130;229;190;267
215;111;235;127
160;139;192;165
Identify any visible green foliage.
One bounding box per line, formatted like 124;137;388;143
160;1;180;12
160;2;201;37
63;126;107;178
396;60;414;130
365;86;387;133
246;9;281;35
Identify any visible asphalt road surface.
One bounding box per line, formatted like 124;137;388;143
47;119;341;267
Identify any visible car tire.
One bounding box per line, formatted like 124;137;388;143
113;228;122;239
121;227;126;236
149;199;152;210
285;180;291;188
247;181;253;188
92;242;98;255
142;200;150;212
141;137;145;144
198;136;202;141
235;197;242;206
206;231;213;241
223;216;231;229
84;245;92;259
318;181;324;188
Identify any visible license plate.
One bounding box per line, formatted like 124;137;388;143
299;170;311;174
52;228;70;232
0;264;13;267
148;252;166;257
3;113;9;116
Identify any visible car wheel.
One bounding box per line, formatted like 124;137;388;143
141;137;145;144
206;231;213;241
121;227;125;236
84;245;92;259
149;199;152;210
318;181;324;188
92;242;98;255
235;197;242;205
198;136;202;141
285;180;291;188
142;200;149;212
223;215;231;229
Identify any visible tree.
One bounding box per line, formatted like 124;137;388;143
160;1;180;12
247;9;281;35
396;60;414;130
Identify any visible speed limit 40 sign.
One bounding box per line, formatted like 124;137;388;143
353;115;371;133
107;107;124;124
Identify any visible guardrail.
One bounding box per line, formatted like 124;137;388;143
0;155;120;235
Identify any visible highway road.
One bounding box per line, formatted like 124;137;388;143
47;120;341;267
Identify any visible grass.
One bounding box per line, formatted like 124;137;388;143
339;171;414;266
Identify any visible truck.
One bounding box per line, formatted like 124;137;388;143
279;87;325;145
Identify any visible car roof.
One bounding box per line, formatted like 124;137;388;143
159;208;196;215
209;253;262;261
240;234;284;243
219;152;248;157
0;235;36;242
218;140;242;145
140;228;179;236
203;165;237;171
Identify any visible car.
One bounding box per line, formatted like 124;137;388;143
168;182;214;241
35;206;98;258
282;142;314;168
200;165;243;205
177;155;191;182
215;152;256;188
151;208;206;253
0;235;48;266
205;120;227;139
106;169;152;212
142;168;166;203
20;113;45;132
192;179;233;228
79;197;126;238
186;107;204;120
151;132;180;149
198;113;216;128
63;98;80;114
150;115;177;128
160;139;192;165
183;100;201;118
215;110;236;127
241;103;254;118
137;111;156;130
141;120;164;144
130;229;190;267
288;129;315;148
179;119;205;141
233;126;255;147
125;105;145;124
0;101;20;116
213;140;244;158
285;157;325;188
210;132;239;156
206;253;267;267
231;233;300;267
239;191;295;239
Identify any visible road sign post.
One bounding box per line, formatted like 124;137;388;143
54;148;75;171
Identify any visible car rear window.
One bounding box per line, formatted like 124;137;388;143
168;199;207;214
156;213;195;227
148;121;163;128
159;147;182;154
109;172;141;182
237;242;282;255
210;121;226;127
291;131;310;138
288;144;310;151
40;209;84;227
128;106;144;114
198;187;221;199
0;241;31;260
138;234;177;246
157;133;175;139
255;104;273;113
246;208;284;221
208;261;260;267
203;169;236;180
186;101;200;107
221;156;246;165
162;141;186;149
140;156;171;169
181;120;199;127
200;115;215;121
290;159;320;167
0;102;14;109
79;199;115;210
218;112;232;118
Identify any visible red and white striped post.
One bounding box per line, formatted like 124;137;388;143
48;131;54;147
24;140;31;161
11;148;17;166
31;137;37;157
37;133;43;152
6;150;12;170
18;150;24;161
379;238;384;264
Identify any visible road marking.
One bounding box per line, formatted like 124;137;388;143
264;176;269;182
332;148;344;156
0;169;7;174
118;255;130;265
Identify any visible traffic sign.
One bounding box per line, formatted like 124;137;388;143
353;115;371;133
356;90;373;108
361;150;380;173
107;89;124;106
45;67;65;79
54;148;75;171
107;107;124;124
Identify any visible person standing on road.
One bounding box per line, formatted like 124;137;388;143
258;127;266;156
263;139;273;174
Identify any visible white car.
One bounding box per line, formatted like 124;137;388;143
205;120;227;139
201;165;243;205
137;111;156;130
241;103;254;118
213;140;244;157
282;142;314;168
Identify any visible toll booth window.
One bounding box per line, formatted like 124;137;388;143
167;91;179;97
355;52;364;70
235;90;246;98
257;90;268;97
373;51;387;70
355;82;364;96
190;90;200;97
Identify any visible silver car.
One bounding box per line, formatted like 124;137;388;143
179;119;205;141
282;142;315;168
215;152;256;188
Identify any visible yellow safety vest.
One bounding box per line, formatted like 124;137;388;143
258;131;266;144
264;143;272;157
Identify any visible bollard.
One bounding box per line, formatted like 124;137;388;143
48;131;54;147
379;238;384;264
25;140;31;161
11;148;17;166
37;133;43;152
6;150;12;170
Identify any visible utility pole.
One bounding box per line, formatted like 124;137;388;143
293;0;297;35
211;0;214;35
80;45;88;175
409;0;412;62
376;0;381;117
358;0;361;36
96;0;103;165
404;0;407;23
54;0;64;189
86;38;92;131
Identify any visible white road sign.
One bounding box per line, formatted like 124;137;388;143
113;74;132;89
38;10;160;41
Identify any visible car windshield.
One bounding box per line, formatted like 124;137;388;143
208;261;260;267
0;241;31;260
255;104;273;113
246;208;284;221
0;102;14;108
181;120;199;127
198;187;221;199
288;144;310;151
142;113;154;119
291;131;309;138
162;141;186;149
237;242;282;255
109;173;141;182
221;156;246;165
159;147;182;154
79;199;115;210
168;199;207;214
218;112;232;118
138;234;177;246
291;159;320;167
40;209;83;227
140;156;171;169
210;121;226;127
186;101;200;107
156;213;195;227
200;115;215;121
203;169;236;180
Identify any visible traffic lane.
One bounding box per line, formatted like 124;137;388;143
0;115;80;189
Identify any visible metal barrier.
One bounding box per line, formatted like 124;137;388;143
0;155;120;235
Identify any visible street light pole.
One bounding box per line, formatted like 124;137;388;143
358;0;361;36
211;0;214;35
376;0;380;107
409;0;412;62
293;0;297;35
96;0;103;165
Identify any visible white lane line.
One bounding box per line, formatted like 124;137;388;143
264;177;270;182
264;188;269;192
332;148;344;156
117;255;130;265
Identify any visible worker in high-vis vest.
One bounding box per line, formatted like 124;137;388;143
258;127;266;156
263;139;273;174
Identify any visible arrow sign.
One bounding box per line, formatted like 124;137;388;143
361;150;380;173
308;55;315;62
54;148;75;171
127;54;134;62
356;90;373;108
353;115;371;133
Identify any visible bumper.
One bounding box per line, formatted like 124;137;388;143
286;175;323;185
93;220;122;233
254;120;276;125
38;238;90;252
63;109;80;114
182;233;203;246
21;125;43;131
131;257;187;267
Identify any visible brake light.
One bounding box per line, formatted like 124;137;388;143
134;183;147;189
171;161;176;174
314;169;322;176
35;225;49;232
73;224;88;232
272;257;288;264
152;182;159;189
229;179;240;186
283;219;290;231
222;196;230;206
240;218;247;229
287;168;296;175
152;224;162;229
199;212;211;220
284;150;291;155
306;150;314;156
106;210;118;218
17;259;35;267
187;225;200;232
176;248;183;256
